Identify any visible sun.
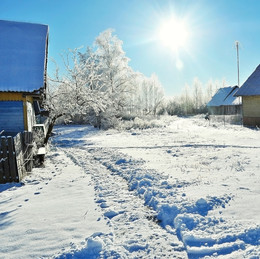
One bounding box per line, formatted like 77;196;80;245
158;16;189;52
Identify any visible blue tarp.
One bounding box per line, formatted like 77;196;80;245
0;20;48;92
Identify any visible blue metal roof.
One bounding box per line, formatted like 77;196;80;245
235;64;260;96
207;86;241;107
0;20;48;92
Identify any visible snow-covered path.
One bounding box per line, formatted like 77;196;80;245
0;149;110;258
1;116;260;258
53;116;260;258
63;146;186;258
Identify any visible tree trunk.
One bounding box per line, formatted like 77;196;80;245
44;118;56;145
44;114;64;144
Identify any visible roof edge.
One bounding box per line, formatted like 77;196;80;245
0;19;48;28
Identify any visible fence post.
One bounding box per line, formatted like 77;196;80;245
1;137;10;182
14;133;26;181
0;141;4;183
7;136;18;182
23;132;33;172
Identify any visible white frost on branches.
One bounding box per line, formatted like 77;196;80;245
44;29;165;139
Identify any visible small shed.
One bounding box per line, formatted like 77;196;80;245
0;20;49;136
235;64;260;127
207;86;241;115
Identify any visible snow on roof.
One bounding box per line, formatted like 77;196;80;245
235;64;260;96
207;86;241;107
222;87;241;105
0;20;48;93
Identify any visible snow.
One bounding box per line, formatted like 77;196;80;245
222;87;241;106
207;86;240;107
1;116;260;258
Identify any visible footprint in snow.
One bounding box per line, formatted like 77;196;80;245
100;202;109;208
104;211;118;219
96;199;106;203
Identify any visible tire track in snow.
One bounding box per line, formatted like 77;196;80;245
88;143;260;150
63;147;187;258
52;121;260;258
73;146;260;259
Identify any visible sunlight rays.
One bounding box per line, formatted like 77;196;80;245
156;15;191;70
158;16;189;52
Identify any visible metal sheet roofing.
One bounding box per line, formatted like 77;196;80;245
0;20;48;92
207;86;241;107
235;64;260;96
223;87;241;105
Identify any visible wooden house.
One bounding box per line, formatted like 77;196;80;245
235;64;260;127
207;86;241;115
0;20;48;136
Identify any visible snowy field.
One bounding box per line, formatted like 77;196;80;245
0;116;260;258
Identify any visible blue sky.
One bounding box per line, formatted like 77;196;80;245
1;0;260;96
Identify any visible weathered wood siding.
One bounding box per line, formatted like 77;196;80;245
0;136;19;183
13;133;26;180
0;101;24;134
26;101;36;132
0;92;24;101
242;96;260;126
208;105;241;115
0;132;33;183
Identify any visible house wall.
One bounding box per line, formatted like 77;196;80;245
242;96;260;126
208;106;222;115
0;101;24;134
0;93;34;134
26;101;36;132
224;105;241;115
208;105;241;115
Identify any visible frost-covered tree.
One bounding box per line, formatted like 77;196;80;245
146;74;164;115
180;84;193;115
192;77;203;112
44;29;165;138
128;73;164;116
92;29;136;127
165;96;182;116
44;48;108;143
206;79;214;103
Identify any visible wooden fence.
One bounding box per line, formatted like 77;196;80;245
0;132;33;184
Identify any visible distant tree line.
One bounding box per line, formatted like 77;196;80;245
160;78;225;116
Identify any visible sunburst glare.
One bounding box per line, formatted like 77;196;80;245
158;16;190;53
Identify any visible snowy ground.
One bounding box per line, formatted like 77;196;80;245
0;116;259;258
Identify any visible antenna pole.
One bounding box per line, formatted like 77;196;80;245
235;41;240;87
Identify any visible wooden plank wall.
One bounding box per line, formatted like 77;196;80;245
23;132;34;172
14;133;26;181
0;131;33;184
0;136;19;183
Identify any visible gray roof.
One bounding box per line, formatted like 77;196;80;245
0;20;48;93
207;86;241;107
235;64;260;96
